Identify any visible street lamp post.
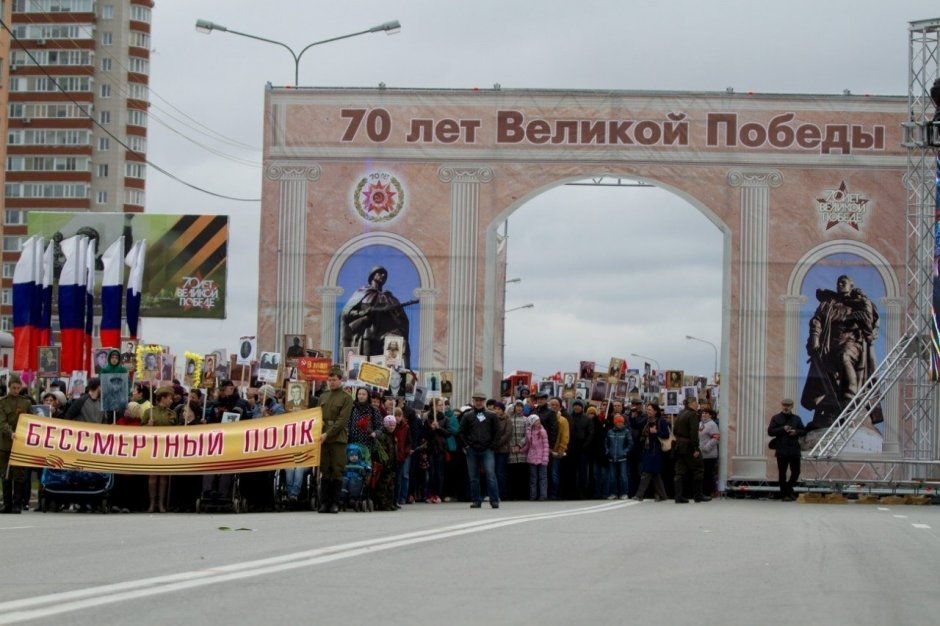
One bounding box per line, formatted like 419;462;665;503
195;19;402;87
685;335;719;383
502;304;534;376
629;352;660;371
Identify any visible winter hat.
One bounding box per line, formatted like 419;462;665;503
525;415;540;428
126;402;142;419
383;415;397;429
258;384;276;398
613;414;625;425
586;406;598;416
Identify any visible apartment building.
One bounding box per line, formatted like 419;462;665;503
1;0;152;335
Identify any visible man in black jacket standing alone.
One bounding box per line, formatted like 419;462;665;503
460;391;500;509
767;398;806;501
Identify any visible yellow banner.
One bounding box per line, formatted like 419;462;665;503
10;409;322;474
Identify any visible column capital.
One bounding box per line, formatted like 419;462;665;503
264;162;322;182
726;169;783;188
438;165;494;184
413;287;441;299
315;285;344;298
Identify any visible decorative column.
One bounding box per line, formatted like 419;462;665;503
438;165;494;403
316;286;344;360
780;293;807;404
263;162;320;346
728;168;782;478
880;297;904;455
414;287;440;373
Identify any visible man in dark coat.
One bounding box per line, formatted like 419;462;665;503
459;391;500;509
672;397;708;503
767;398;806;501
567;399;594;499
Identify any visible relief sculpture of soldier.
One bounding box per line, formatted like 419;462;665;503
340;266;418;369
800;274;880;429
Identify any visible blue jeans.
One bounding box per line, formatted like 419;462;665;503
549;456;561;499
465;448;499;505
396;455;411;504
609;460;629;497
529;463;548;500
285;467;306;498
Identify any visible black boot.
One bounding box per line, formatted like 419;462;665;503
317;479;331;513
328;480;341;513
2;479;18;514
674;479;689;503
693;481;711;502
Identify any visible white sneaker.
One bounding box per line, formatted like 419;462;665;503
606;495;616;500
619;495;629;500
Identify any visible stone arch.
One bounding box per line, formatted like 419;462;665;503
318;232;437;370
781;240;902;453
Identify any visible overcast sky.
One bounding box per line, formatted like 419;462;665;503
143;0;937;381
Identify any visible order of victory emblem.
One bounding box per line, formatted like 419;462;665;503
816;181;870;231
354;172;405;223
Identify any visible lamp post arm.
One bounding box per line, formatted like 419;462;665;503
221;28;301;84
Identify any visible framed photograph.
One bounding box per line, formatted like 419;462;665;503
383;334;405;368
538;380;556;398
359;361;392;390
257;351;280;383
162;354;176;381
682;385;699;402
590;378;608;402
68;371;87;398
424;371;442;394
284;334;306;364
236;336;256;365
38;346;61;376
369;355;386;367
410;385;427;411
101;372;129;412
608;357;625;383
346;354;366;382
91;348;110;374
579;360;595;380
664;389;681;415
141;350;162;381
440;370;453;396
284;380;309;411
221;412;241;424
666;370;684;390
615;381;629;399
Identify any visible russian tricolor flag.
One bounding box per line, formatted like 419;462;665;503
83;239;97;373
125;239;146;340
58;236;87;373
39;240;54;348
99;238;124;349
12;236;41;371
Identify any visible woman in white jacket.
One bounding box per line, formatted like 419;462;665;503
698;406;720;498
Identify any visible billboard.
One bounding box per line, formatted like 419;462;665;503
28;213;228;319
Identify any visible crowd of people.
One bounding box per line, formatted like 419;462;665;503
0;361;725;514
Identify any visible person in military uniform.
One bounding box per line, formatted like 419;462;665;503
143;386;177;513
317;366;353;513
672;396;709;503
0;375;33;513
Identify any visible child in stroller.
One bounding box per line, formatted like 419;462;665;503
339;443;372;512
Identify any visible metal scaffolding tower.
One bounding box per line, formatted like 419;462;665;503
805;18;940;486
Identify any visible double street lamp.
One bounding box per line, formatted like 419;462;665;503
685;334;719;383
195;18;402;87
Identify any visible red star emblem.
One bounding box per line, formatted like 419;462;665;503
361;180;397;216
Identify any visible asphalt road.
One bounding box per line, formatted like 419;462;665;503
0;499;937;625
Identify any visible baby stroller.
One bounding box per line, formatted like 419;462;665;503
273;466;320;511
339;443;373;512
38;469;114;513
196;473;246;513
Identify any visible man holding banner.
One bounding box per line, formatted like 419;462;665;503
317;366;353;513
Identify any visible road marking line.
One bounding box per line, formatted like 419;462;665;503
911;523;931;529
0;501;634;623
876;507;890;511
893;515;908;519
0;527;33;531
